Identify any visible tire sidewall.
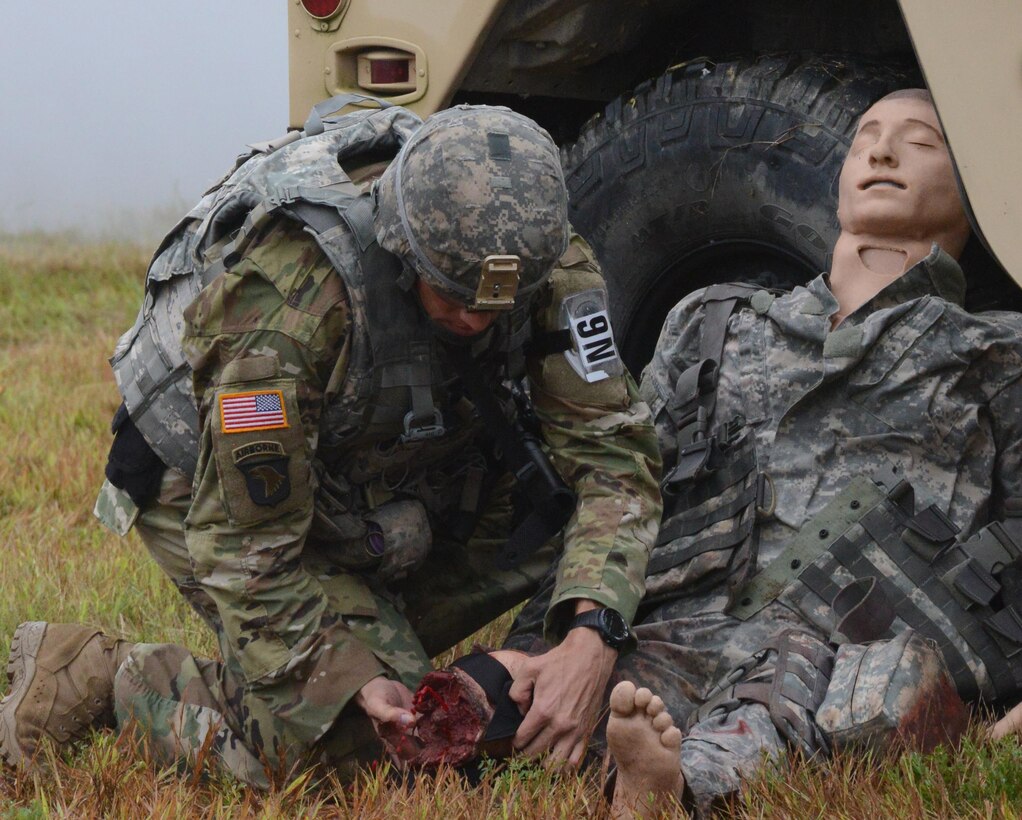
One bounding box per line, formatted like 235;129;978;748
563;57;910;370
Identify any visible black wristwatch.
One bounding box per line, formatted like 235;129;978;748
568;608;634;652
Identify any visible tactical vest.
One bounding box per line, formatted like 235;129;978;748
312;212;533;531
730;475;1022;703
109;104;532;480
643;284;772;607
644;283;1022;703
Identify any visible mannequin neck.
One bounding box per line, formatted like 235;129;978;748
829;231;938;326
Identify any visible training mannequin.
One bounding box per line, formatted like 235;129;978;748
602;88;1022;818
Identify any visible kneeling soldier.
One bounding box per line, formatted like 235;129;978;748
1;103;661;783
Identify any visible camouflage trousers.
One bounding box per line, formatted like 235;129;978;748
115;468;556;787
508;590;833;817
609;597;832;816
522;590;946;818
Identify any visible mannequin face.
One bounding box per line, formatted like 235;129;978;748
837;96;970;246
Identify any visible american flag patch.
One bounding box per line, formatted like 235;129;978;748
219;390;289;434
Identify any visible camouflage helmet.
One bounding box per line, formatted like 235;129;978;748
375;105;569;309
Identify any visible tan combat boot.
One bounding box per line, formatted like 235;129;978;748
0;621;134;766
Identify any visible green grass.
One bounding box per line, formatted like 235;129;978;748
2;236;1022;817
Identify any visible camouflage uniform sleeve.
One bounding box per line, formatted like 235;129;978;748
527;232;662;637
637;287;713;471
181;218;388;741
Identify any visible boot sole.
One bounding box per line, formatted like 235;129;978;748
0;621;48;767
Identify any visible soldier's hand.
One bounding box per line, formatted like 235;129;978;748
991;700;1022;741
355;675;416;735
508;626;617;766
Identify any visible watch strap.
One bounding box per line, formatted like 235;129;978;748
568;607;634;652
569;609;605;631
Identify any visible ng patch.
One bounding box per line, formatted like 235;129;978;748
559;289;624;383
233;440;291;507
219;390;288;434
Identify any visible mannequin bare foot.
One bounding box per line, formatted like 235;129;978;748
607;681;685;819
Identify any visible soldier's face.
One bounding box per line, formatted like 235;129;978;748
416;278;500;336
837;96;969;243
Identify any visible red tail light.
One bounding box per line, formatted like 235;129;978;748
300;0;343;19
357;50;417;93
369;59;411;85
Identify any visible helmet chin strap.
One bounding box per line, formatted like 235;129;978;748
395;261;417;292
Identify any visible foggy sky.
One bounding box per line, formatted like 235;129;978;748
1;2;288;240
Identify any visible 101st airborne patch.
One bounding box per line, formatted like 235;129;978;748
232;440;291;507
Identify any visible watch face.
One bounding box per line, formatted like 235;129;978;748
599;608;630;644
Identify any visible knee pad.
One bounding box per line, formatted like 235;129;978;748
816;628;969;753
690;629;835;757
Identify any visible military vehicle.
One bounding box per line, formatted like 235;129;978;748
287;0;1022;371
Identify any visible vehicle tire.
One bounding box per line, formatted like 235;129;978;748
562;54;914;373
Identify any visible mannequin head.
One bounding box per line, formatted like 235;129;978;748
837;89;970;258
828;90;972;323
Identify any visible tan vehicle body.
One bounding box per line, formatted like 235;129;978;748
899;0;1021;282
287;1;506;118
288;0;1021;364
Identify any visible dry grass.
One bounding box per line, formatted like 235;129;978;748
3;236;1022;817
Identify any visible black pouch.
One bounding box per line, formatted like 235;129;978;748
104;402;166;507
643;417;763;607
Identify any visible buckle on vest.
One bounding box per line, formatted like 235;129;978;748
985;606;1022;658
941;521;1022;609
400;409;446;443
943;557;1000;609
663;436;716;489
902;504;960;561
719;415;745;448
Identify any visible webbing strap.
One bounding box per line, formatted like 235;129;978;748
442;343;576;568
797;560;844;606
729;476;887;621
688;630;832;754
304;92;392;136
666;284;760;446
663;443;757;510
698;291;741;361
675;302;733;446
856;507;1022;700
674;359;715;410
666;358;716;435
828;519;981;700
831;576;896;644
401;343;444;442
646;515;754;575
657;479;759;542
284;201;351;239
245;130;303;156
341;195;378;252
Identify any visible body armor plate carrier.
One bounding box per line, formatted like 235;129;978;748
110;104;426;477
649;283;1022;704
106;99;570;567
731;475;1022;703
